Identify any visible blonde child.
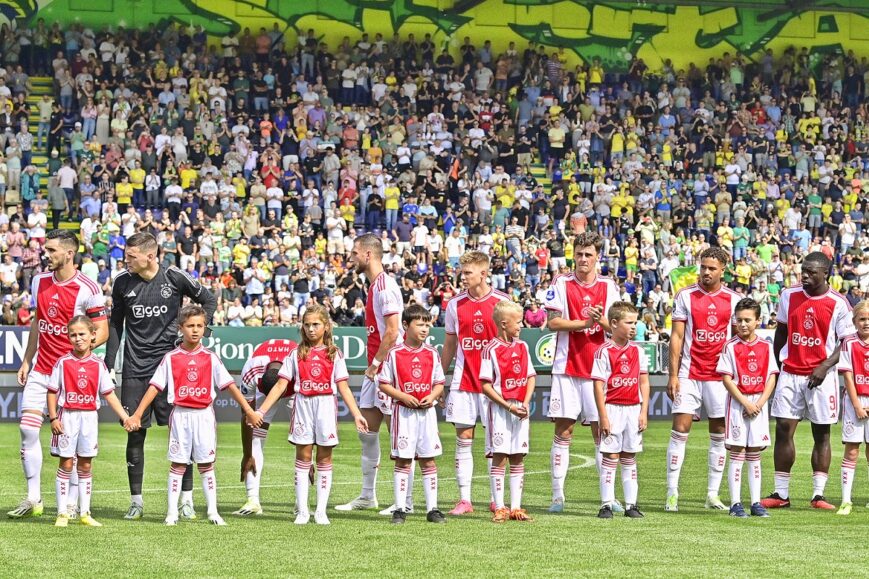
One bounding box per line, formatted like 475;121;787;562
837;300;869;515
480;301;536;523
47;316;131;527
253;305;368;525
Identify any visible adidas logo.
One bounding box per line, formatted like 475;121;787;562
50;293;59;301
412;357;420;362
511;352;519;357
328;434;336;440
188;360;197;365
79;367;86;373
474;310;483;316
126;290;136;297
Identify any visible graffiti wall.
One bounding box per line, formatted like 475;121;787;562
1;0;868;72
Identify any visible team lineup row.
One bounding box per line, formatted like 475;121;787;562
7;230;869;526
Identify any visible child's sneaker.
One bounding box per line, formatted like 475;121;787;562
294;511;310;525
448;500;474;516
729;503;749;518
664;492;679;512
611;500;625;514
164;515;178;526
313;511;330;525
179;502;197;520
837;502;853;516
54;513;70;527
492;507;510;523
232;499;263;516
750;503;770;518
705;493;727;510
509;508;533;522
548;498;564;513
597;504;613;519
390;509;406;525
624;504;644;518
79;513;103;527
426;509;446;524
208;514;227;526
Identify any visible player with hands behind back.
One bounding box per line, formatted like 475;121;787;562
480;301;536;523
836;300;869;516
592;302;650;519
378;305;447;525
48;316;132;528
716;298;778;518
128;305;258;526
251;305;368;525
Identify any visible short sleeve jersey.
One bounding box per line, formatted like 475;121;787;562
444;289;511;392
672;284;740;380
378;343;445;406
543;274;619;378
479;337;535;401
278;347;349;397
149;346;234;408
716;336;778;395
47;353;114;411
240;339;298;397
365;271;405;364
32;271;107;375
777;287;855;376
838;336;869;396
590;340;648;405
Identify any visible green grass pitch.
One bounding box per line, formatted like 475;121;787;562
0;421;865;577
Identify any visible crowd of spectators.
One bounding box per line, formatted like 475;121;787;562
0;18;868;336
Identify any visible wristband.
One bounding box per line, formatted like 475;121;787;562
49;417;58;422
371;358;382;369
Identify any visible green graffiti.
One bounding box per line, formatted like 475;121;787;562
0;0;36;23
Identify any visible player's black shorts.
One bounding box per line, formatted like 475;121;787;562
121;377;170;428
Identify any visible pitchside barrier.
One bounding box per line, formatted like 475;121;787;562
0;326;775;423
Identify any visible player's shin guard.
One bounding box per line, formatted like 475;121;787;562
455;438;473;503
774;471;791;499
167;465;185;519
68;456;79;511
509;464;525;511
728;452;746;505
126;429;146;498
247;430;267;501
842;459;857;503
600;457;618;506
78;469;92;515
315;461;332;513
666;430;688;495
708;433;726;495
746;453;762;505
490;465;506;509
55;468;71;516
422;465;438;513
393;464;411;513
359;432;380;501
198;464;217;517
620;457;638;507
812;471;828;498
295;460;312;514
550;435;572;501
20;414;44;502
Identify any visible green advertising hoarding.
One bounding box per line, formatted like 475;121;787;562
202;328;661;374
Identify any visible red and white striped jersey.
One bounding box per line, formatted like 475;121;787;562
278;346;349;397
241;339;298;397
479;337;535;401
365;271;404;365
672;284;740;380
838;336;869;396
47;353;114;411
149;345;234;409
543;274;619;378
716;336;778;395
445;288;511;393
777;287;854;376
32;271;106;375
378;343;445;406
591;340;648;405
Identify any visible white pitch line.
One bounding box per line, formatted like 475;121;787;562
0;454;594;497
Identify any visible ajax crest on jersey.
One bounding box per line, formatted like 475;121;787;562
187;368;198;382
535;333;556;366
47;305;58;318
863;357;869;372
620;362;630;374
311;365;322;378
398;438;408;450
512;362;522;374
748;361;758;373
844;422;855;436
549;398;561;413
707;314;718;326
473;322;484;334
294;424;305;436
169;441;180;455
731;425;741;439
77;377;88;390
412;367;422;379
59;436;69;449
160;283;173;299
492;433;504;447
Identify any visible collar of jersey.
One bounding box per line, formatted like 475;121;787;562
177;345;204;355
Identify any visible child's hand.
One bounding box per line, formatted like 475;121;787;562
354;415;369;434
599;416;611;438
857;406;869;420
50;419;63;436
124;416;140;432
403;394;421;408
638;414;647;432
418;394;436;408
509;403;528;419
743;401;761;417
247;410;264;428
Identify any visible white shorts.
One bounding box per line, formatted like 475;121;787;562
168;406;217;464
672;377;727;419
289;394;339;447
360;376;392;415
21;370;50;414
842;395;869;444
247;390;292;425
599;404;643;454
445;390;489;427
390;404;442;460
486;400;530;456
725;393;771;448
771;370;839;424
548;375;598;423
50;409;99;458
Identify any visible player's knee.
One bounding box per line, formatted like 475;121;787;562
811;423;831;443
